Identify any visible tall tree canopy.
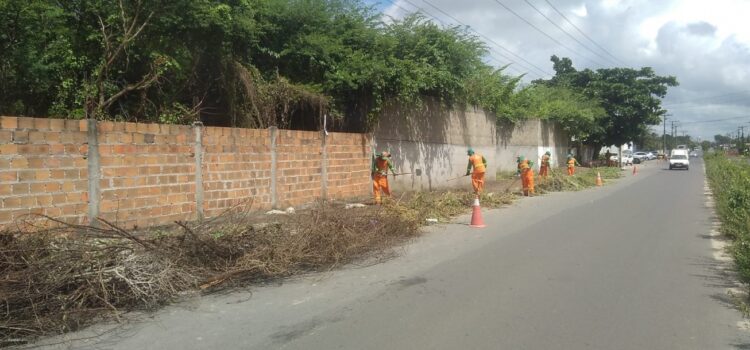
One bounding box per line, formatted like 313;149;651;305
534;55;678;150
0;0;522;130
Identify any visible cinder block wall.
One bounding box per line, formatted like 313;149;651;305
0;116;371;230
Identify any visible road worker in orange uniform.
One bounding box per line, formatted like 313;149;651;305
517;155;535;196
372;151;396;204
465;148;487;197
566;153;580;176
539;151;551;178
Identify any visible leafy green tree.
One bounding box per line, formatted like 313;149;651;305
0;0;525;130
535;55;678;154
512;85;604;141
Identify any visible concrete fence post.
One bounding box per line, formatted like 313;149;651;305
193;122;204;220
86;119;101;225
269;126;278;209
321;131;328;200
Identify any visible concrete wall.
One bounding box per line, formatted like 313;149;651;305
372;102;570;191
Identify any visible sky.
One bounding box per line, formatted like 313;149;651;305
365;0;750;142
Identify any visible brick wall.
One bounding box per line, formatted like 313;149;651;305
202;127;272;218
0;117;89;226
327;132;371;199
97;122;196;229
0;116;371;230
276;130;323;207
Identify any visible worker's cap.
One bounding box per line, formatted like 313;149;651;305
567;153;573;158
518;155;525;161
545;151;551;155
467;148;475;155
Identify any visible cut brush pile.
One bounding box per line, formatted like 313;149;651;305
0;203;420;346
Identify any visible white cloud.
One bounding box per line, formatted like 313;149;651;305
371;0;750;139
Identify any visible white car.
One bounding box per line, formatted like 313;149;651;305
633;152;649;161
610;154;633;165
669;154;689;170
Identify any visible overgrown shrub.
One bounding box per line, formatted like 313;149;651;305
705;153;750;284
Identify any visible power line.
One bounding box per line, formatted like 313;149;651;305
679;115;750;124
398;0;449;26
542;0;628;66
384;0;534;78
420;0;552;78
662;90;750;107
491;0;608;68
522;0;618;67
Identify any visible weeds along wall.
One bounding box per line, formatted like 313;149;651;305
0;116;371;229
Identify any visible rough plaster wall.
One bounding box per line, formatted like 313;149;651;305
372;102;570;192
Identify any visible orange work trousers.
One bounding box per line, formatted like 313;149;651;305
567;165;575;176
472;171;485;195
522;169;535;196
539;165;549;178
373;174;390;204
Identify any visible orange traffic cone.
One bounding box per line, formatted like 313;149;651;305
469;197;486;228
596;172;603;186
632;165;638;175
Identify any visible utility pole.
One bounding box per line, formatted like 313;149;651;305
740;126;745;145
662;114;670;155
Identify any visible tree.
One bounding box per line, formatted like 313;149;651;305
0;0;524;130
512;85;604;141
714;134;732;145
535;56;678;155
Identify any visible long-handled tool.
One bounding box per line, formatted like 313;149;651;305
446;174;470;182
389;173;412;176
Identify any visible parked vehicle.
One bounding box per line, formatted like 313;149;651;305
676;144;687;149
690;151;698;157
610;153;634;165
633;152;649;161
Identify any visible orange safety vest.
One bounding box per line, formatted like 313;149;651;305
518;159;531;171
374;157;391;175
470;154;486;173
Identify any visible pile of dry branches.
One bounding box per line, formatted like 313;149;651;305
0;202;419;346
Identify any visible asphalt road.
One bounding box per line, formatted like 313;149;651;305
40;158;750;349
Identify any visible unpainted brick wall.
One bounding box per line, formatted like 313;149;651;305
0;117;89;226
276;130;323;207
97;121;196;229
202;127;272;218
327;132;372;199
0;116;371;230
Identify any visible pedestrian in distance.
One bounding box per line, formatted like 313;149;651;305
517;155;535;196
566;153;581;176
465;148;487;197
539;151;551;179
372;151;396;204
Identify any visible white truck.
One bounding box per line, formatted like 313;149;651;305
669;149;690;170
